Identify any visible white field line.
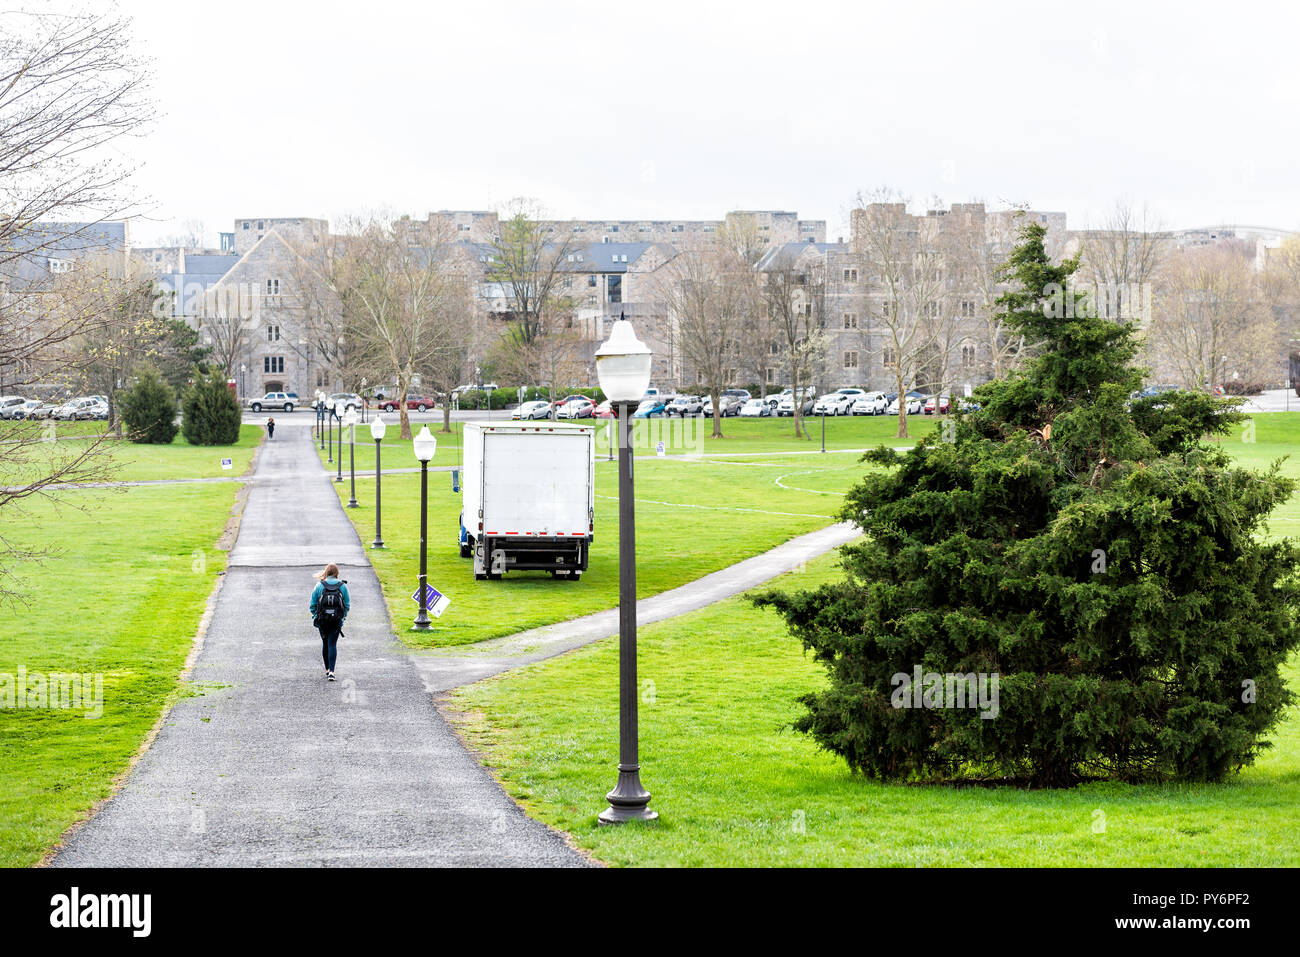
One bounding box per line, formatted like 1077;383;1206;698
774;466;862;495
594;493;832;519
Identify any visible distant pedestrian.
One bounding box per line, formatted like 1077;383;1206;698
309;563;350;681
266;416;276;439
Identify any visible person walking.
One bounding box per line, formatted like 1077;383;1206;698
266;416;276;439
309;563;350;681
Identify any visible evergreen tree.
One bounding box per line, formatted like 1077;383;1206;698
755;221;1300;786
119;365;178;444
181;369;242;446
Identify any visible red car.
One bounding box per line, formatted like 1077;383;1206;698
378;394;434;412
923;395;950;415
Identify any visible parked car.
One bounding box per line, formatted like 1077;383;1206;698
812;393;857;416
851;392;889;415
592;400;613;419
739;398;772;417
9;399;52;420
248;391;297;412
378;394;434;412
667;395;703;416
632;398;667;418
556;398;595;419
0;396;28;419
703;395;744;417
511;400;553;420
923;395;951;415
886;391;925;415
777;393;818;416
722;388;752;404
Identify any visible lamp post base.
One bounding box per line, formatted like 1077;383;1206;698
371;539;385;549
598;764;657;825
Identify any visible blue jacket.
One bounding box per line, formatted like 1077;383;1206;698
310;578;350;621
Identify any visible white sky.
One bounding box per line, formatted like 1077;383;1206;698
119;0;1300;246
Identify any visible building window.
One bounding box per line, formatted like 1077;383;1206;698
844;351;859;369
263;356;285;374
926;301;940;317
882;347;897;367
588;276;597;287
266;278;280;296
47;259;71;273
257;221;265;229
768;341;780;355
607;275;622;304
266;325;281;342
961;300;976;317
609;225;619;232
843;268;858;282
962;345;976;367
243;222;250;229
843;313;858;329
765;367;777;383
316;369;327;387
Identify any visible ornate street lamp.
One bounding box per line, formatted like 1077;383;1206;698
370;414;387;548
412;425;438;631
333;400;344;482
344;408;359;507
594;313;657;825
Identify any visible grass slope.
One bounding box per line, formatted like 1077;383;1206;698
0;483;241;866
449;550;1300;867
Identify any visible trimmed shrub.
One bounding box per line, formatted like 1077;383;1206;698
119;366;179;444
181;369;242;445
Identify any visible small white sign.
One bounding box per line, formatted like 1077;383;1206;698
655;441;665;457
220;458;233;470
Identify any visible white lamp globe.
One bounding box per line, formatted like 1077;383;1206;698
595;315;652;404
413;425;437;462
333;400;344;417
344;408;358;427
370;414;387;442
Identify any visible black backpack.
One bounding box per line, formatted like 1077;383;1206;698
317;580;345;627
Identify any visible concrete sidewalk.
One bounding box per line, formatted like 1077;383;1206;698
410;521;859;693
52;426;584;867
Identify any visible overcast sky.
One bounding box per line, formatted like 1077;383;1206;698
121;0;1300;246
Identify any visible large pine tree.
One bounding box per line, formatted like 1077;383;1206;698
756;221;1300;786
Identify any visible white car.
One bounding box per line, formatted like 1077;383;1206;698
739;398;770;417
886;393;924;416
555;399;594;419
851;392;888;415
511;400;552;420
812;393;856;416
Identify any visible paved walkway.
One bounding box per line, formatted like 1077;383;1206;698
52;425;860;867
52;426;584;867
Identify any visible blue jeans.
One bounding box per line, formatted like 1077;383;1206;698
318;625;340;671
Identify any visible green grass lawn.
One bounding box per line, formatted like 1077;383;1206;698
449;549;1300;867
330;444;872;647
0;482;239;866
2;424;261;485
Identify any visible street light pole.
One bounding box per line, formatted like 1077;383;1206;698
371;415;386;548
594;314;656;826
412;426;437;631
334;403;344;483
347;413;358;507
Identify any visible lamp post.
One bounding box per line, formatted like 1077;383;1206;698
370;415;387;548
345;408;359;507
594;314;657;825
333;401;344;482
412;426;438;631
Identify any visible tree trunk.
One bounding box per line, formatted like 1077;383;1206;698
710;387;722;438
441;399;452;434
895;368;909;439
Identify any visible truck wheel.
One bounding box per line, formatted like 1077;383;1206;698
487;572;501;581
475;572;486;581
459;541;471;558
284;403;294;412
251;403;262;412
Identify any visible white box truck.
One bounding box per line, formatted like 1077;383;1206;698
458;422;595;580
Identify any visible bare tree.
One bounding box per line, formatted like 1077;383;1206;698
1077;202;1168;320
760;248;829;439
852;189;942;438
0;6;152;602
485;198;578;404
657;242;750;437
330;217;474;439
1148;242;1275;390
